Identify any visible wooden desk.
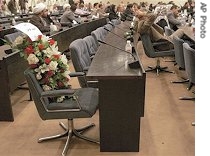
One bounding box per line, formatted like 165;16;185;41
0;45;28;121
87;23;146;152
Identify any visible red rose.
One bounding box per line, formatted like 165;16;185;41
38;44;44;50
24;45;34;55
53;54;60;60
57;81;64;87
49;39;55;45
43;77;50;84
29;64;38;69
47;70;54;77
38;35;42;40
44;58;51;64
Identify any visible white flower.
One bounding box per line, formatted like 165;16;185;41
43;47;60;57
39;64;49;73
48;61;58;71
14;36;23;45
42;85;52;91
57;96;65;103
36;72;42;80
60;54;68;65
27;54;39;64
63;70;71;80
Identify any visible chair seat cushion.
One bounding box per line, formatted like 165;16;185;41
47;88;98;118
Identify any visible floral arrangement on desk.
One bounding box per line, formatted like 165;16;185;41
13;35;71;102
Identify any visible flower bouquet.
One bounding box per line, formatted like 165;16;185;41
13;34;71;102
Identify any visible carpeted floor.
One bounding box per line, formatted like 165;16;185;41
0;41;195;156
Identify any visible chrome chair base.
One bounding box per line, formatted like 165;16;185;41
146;65;174;76
179;96;195;100
191;122;195;126
38;119;99;156
171;78;189;84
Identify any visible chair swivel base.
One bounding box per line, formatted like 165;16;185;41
171;78;189;84
38;119;99;156
146;65;174;76
179;96;195;100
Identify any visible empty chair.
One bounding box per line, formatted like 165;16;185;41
69;39;97;88
164;26;174;36
140;33;175;75
91;27;107;47
111;19;121;25
24;69;99;156
83;35;98;56
104;23;114;31
170;35;190;84
183;42;195;90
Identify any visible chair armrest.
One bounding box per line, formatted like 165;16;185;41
41;89;76;98
69;72;85;77
83;66;89;72
152;41;169;46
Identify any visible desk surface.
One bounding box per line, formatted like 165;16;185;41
87;23;145;80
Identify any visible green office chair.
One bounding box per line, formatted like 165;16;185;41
24;69;99;156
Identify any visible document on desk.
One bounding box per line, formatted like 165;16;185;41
13;23;43;41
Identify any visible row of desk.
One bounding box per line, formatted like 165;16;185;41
0;17;107;121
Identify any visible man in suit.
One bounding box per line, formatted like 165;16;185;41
136;10;184;50
167;5;181;31
60;4;81;24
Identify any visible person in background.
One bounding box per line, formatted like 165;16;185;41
7;0;18;14
18;0;27;14
1;0;10;16
166;5;181;31
121;3;134;21
91;2;99;16
135;9;186;51
30;3;51;32
60;4;81;24
108;4;119;21
116;4;124;18
97;3;108;18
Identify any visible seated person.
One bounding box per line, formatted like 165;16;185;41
96;4;108;18
108;4;119;20
121;4;134;21
30;3;60;33
60;4;81;24
166;5;181;31
136;10;193;51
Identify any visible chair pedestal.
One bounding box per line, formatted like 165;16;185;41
146;58;174;76
38;119;99;156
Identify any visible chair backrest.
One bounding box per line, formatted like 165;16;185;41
24;69;50;120
140;33;175;58
91;27;107;47
164;26;174;36
4;31;23;43
69;39;91;87
104;23;113;31
111;19;121;25
83;35;98;56
183;43;195;84
173;35;185;69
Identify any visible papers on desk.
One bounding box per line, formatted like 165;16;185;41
13;23;43;41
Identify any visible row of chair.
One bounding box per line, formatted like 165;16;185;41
69;19;121;88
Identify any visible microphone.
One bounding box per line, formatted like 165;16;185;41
97;40;140;69
104;27;127;41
